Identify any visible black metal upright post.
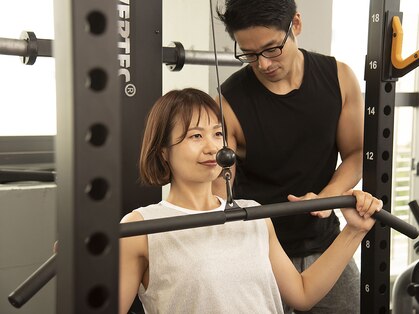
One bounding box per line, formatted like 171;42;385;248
118;0;162;216
362;0;400;312
54;0;121;313
117;3;163;312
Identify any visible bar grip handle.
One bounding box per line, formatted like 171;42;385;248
373;206;419;239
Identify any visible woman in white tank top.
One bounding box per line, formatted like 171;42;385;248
119;88;382;314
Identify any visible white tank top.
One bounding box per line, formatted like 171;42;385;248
135;198;284;314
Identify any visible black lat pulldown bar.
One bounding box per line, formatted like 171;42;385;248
8;195;418;308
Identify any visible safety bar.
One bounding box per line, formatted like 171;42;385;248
163;41;242;71
0;31;52;65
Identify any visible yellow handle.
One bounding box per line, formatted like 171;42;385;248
391;16;419;70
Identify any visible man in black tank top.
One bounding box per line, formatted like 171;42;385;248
215;1;364;314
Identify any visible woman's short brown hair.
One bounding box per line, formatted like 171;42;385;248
139;88;222;186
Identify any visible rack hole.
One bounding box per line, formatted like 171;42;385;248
383;105;392;116
86;124;108;147
379;284;387;294
87;285;109;309
86;11;107;35
381;173;389;183
384;82;393;93
381;151;390;161
379;307;387;314
86;232;109;256
379;262;387;272
87;68;108;92
85;178;109;201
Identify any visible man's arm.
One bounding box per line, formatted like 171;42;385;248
320;61;364;198
289;61;364;216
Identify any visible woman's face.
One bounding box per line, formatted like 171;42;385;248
164;107;223;185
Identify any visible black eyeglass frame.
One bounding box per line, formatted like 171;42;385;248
234;21;293;63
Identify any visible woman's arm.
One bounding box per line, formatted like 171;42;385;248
119;211;148;314
269;190;381;311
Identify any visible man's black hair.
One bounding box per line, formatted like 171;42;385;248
217;0;297;40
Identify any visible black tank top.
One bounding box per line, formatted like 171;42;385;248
221;49;342;257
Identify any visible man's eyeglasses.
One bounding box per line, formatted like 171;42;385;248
234;21;293;63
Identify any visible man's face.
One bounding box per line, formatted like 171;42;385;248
234;25;296;84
